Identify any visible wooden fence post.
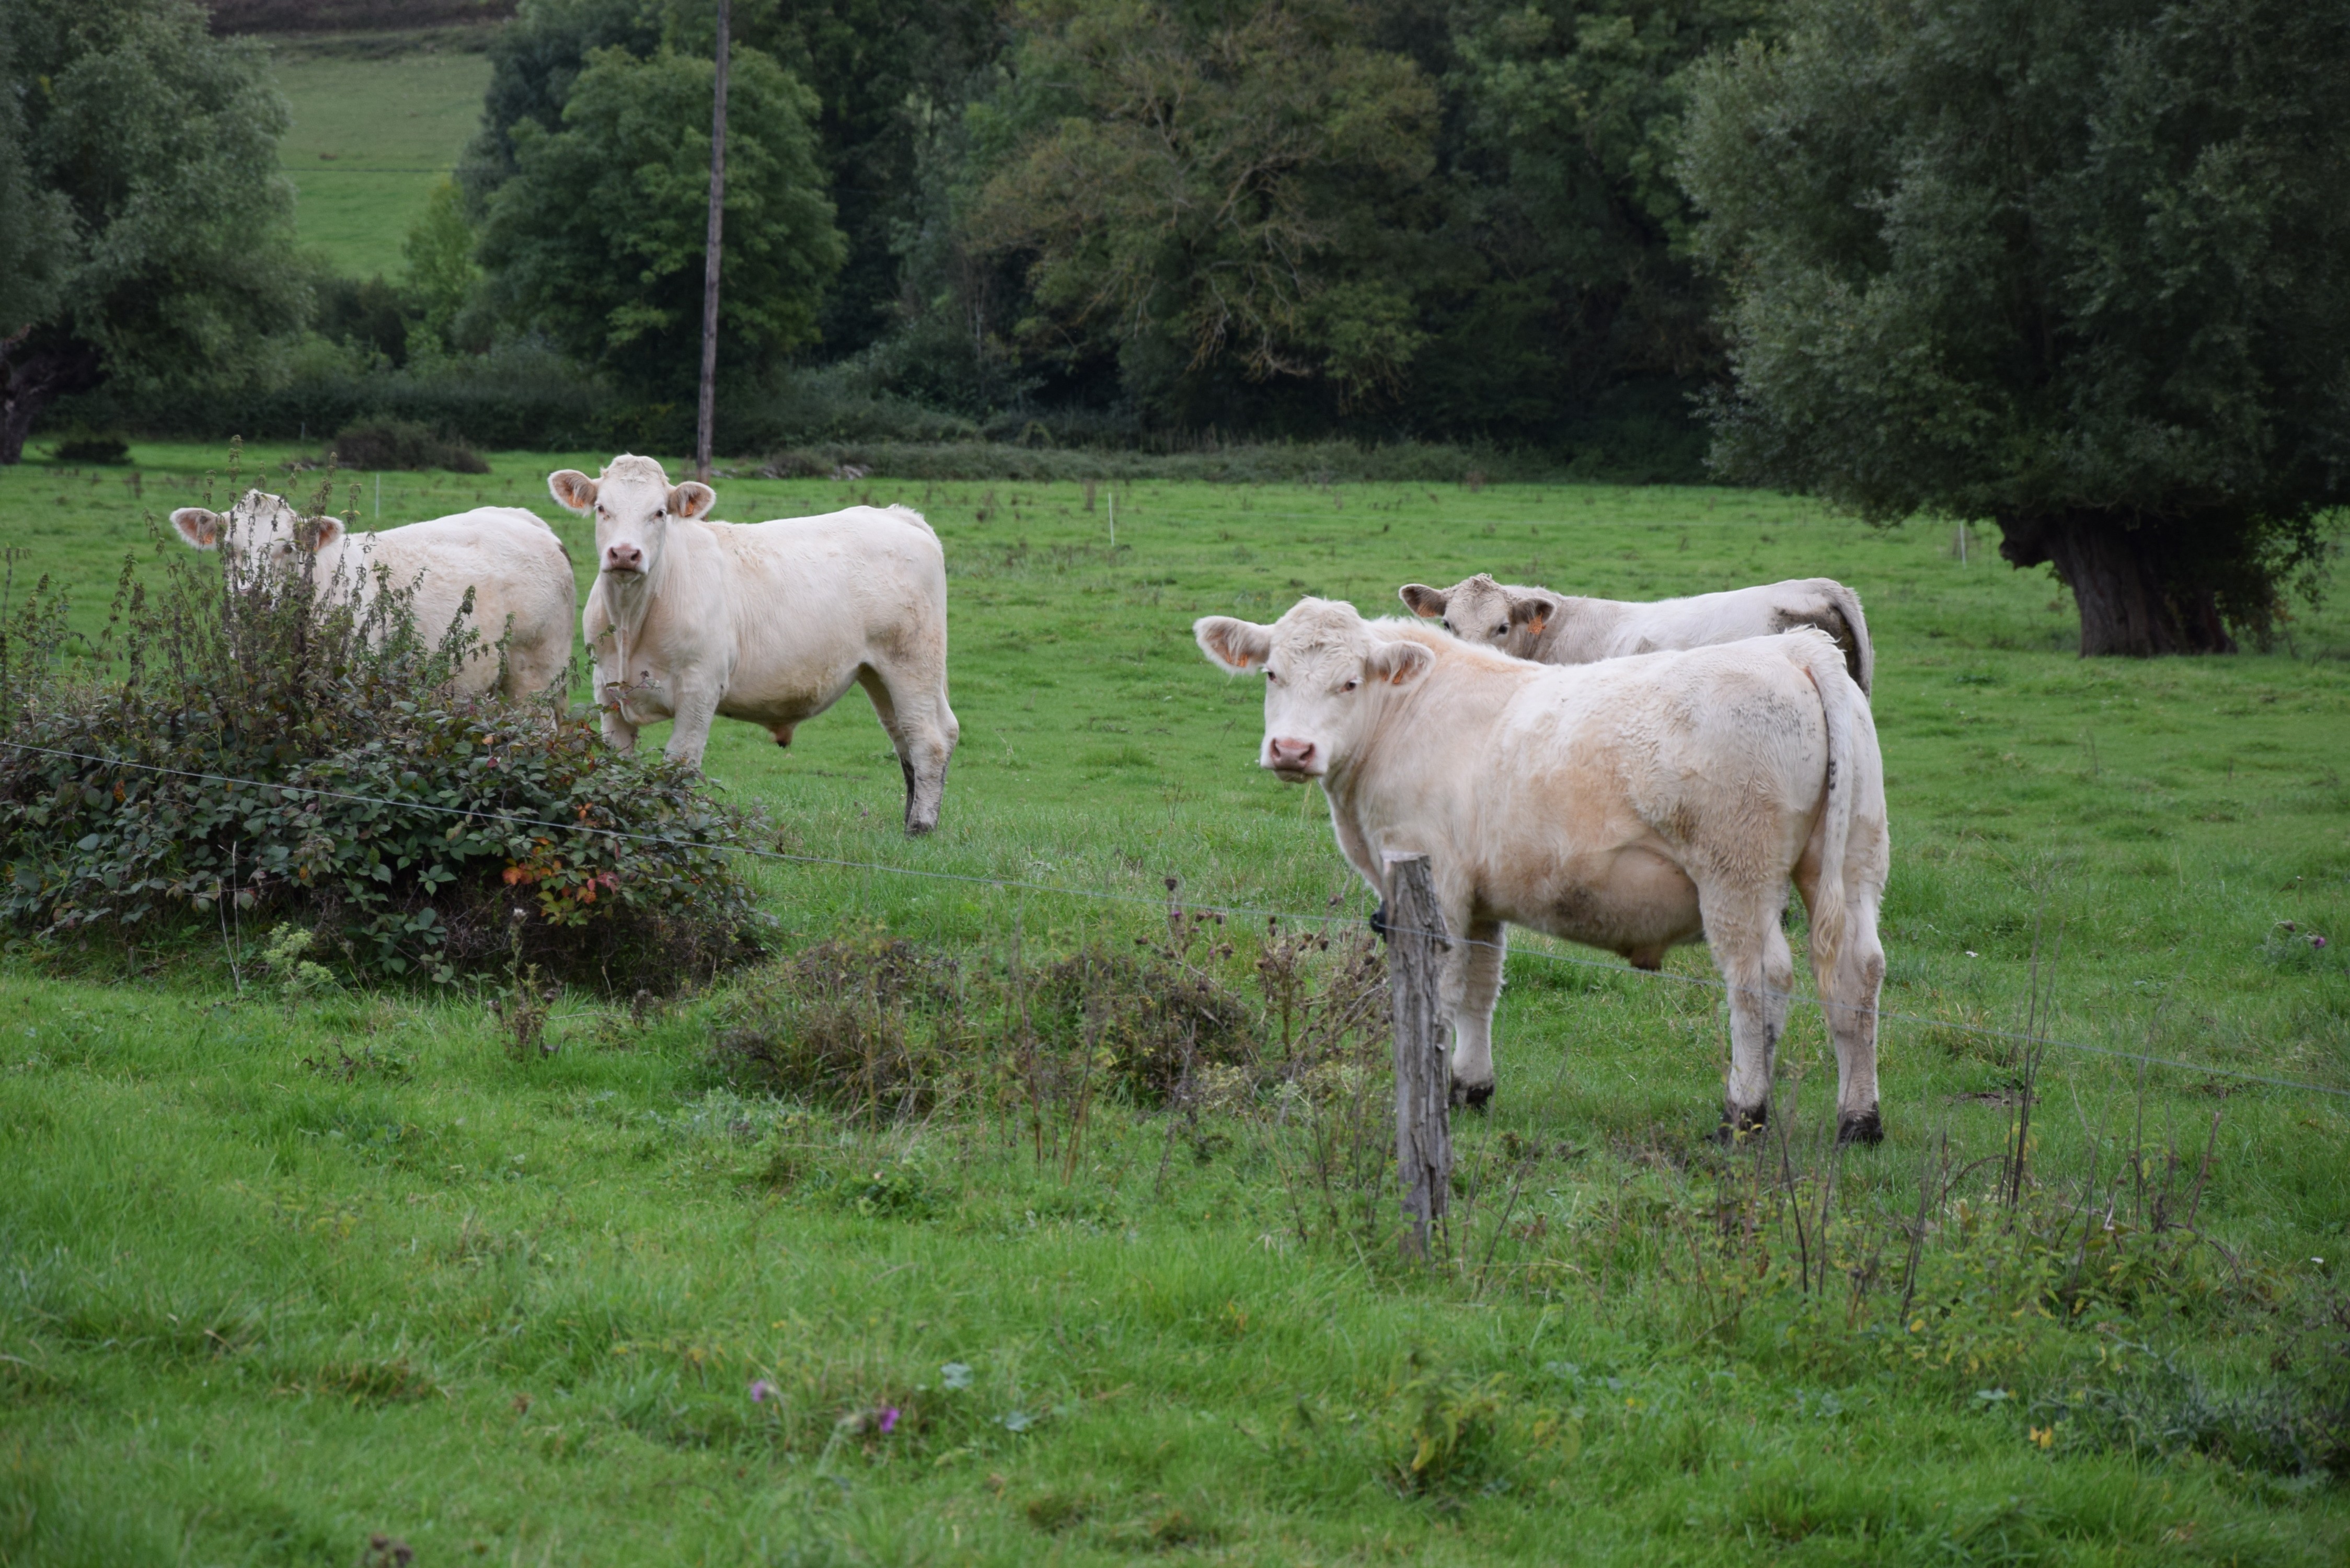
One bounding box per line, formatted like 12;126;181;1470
1384;851;1452;1259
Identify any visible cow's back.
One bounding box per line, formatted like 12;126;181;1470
347;508;575;691
691;505;950;719
1575;578;1872;693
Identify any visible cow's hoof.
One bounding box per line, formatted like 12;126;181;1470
1369;900;1389;941
1836;1108;1885;1147
1714;1104;1768;1145
903;820;936;838
1450;1079;1494;1112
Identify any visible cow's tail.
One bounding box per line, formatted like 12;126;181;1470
1823;580;1875;696
1798;630;1861;975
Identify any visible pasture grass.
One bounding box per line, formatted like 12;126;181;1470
268;33;492;280
3;443;2348;1564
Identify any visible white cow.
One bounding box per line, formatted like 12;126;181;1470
549;455;960;836
1399;573;1874;695
1195;598;1890;1142
169;489;575;698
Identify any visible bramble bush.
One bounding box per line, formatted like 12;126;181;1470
0;451;765;988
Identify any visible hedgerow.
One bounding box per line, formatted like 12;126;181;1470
0;452;764;988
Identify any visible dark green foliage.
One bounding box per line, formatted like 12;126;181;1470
476;42;845;398
1682;0;2350;655
966;0;1442;426
314;275;413;369
327;418;490;475
1411;0;1772;442
0;0;309;463
43;431;131;465
457;0;668;209
0;464;765;987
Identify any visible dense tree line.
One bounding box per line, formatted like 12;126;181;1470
5;0;2344;653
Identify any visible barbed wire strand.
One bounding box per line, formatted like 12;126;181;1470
5;737;2343;1101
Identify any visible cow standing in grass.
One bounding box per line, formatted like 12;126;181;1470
169;490;575;698
550;455;959;836
1195;599;1890;1142
1399;573;1875;695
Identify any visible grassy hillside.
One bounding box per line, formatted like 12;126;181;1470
3;446;2347;1564
268;32;493;279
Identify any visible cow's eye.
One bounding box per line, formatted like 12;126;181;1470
1439;619;1451;631
1493;624;1508;637
654;508;666;518
1264;668;1278;683
1342;678;1359;693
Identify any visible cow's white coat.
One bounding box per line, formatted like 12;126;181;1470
169;489;575;697
1400;573;1875;695
551;455;959;835
1196;598;1890;1139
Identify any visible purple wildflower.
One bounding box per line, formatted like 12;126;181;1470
878;1405;900;1435
2314;934;2330;950
748;1379;779;1403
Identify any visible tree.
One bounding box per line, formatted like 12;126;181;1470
1415;0;1772;447
1683;0;2350;655
461;0;1001;359
476;43;844;398
0;0;307;464
964;0;1441;426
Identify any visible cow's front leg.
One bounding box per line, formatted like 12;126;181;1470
661;687;722;769
1444;917;1508;1110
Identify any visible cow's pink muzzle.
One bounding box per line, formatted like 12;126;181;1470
603;543;645;573
1263;736;1320;777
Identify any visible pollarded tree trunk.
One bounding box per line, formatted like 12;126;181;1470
0;333;105;466
1995;511;2236;657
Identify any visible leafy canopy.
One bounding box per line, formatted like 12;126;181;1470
1681;0;2350;643
966;0;1441;422
477;42;845;396
0;0;307;459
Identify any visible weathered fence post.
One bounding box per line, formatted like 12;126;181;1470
1384;851;1452;1259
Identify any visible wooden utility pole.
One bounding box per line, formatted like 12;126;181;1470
1384;851;1453;1258
694;0;731;482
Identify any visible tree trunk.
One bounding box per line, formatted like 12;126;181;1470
0;333;104;465
694;0;731;483
1996;511;2236;656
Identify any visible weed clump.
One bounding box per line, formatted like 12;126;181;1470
708;932;972;1116
0;448;765;989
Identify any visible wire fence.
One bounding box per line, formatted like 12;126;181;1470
5;735;2345;1102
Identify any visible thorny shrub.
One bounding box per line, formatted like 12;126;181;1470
0;447;765;989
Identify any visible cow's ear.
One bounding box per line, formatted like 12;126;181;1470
548;470;598;513
295;514;343;553
1510;594;1556;638
1194;615;1273;673
170;507;225;549
1398;584;1448;619
669;481;716;520
1366;640;1433;686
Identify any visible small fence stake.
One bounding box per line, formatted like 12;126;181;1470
1384;851;1452;1259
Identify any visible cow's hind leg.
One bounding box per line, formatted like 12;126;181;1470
1703;883;1796;1143
1444;917;1507;1109
1807;887;1887;1146
856;666;959;836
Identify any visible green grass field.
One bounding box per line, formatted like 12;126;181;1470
269;34;492;280
4;443;2348;1564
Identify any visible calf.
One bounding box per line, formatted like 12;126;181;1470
170;490;574;698
1399;573;1874;695
550;455;959;835
1195;598;1890;1142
